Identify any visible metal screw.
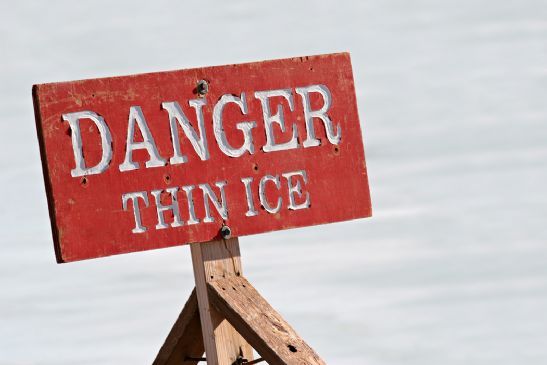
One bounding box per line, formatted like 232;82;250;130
221;225;232;240
197;79;209;96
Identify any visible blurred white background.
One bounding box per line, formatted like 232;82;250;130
1;1;546;364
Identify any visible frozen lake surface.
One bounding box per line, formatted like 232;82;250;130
1;1;546;364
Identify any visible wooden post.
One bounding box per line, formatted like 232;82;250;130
154;237;327;365
190;238;253;365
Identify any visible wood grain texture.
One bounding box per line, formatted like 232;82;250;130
33;52;371;263
191;239;253;365
208;276;327;365
152;289;204;365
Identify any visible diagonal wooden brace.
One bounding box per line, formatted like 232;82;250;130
154;238;326;365
208;276;327;365
152;289;204;365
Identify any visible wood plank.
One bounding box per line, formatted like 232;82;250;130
208;276;327;365
191;238;253;365
152;289;204;365
33;53;371;263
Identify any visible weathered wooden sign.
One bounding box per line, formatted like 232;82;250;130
33;53;371;263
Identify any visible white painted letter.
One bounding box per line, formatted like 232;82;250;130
254;89;298;152
119;106;166;171
151;188;184;230
213;93;256;157
62;111;112;177
282;170;310;210
259;175;282;214
241;177;258;217
122;191;149;233
162;100;209;164
181;185;200;225
199;181;229;223
295;85;341;147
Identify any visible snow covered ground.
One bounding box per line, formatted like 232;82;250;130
1;1;546;364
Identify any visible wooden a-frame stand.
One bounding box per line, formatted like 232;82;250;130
152;238;326;365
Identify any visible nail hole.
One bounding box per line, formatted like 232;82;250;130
333;146;340;155
81;177;88;186
252;163;259;172
197;79;209;96
288;345;297;353
232;287;236;291
164;174;171;183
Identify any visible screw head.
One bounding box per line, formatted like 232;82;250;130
197;79;209;96
220;225;232;240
